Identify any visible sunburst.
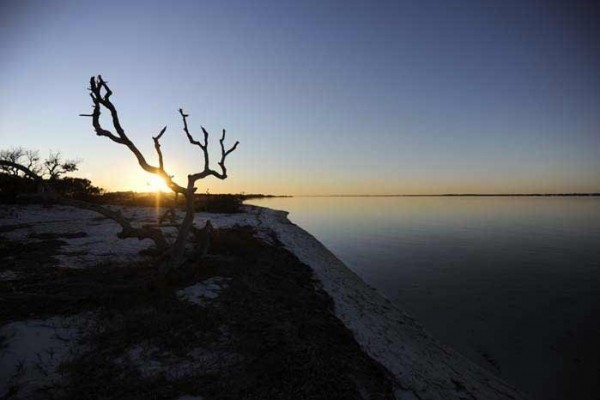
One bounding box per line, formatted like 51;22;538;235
146;175;170;193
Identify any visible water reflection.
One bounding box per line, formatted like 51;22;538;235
247;196;600;400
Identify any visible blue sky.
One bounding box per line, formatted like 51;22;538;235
1;0;598;194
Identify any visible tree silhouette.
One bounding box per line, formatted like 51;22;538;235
44;151;79;180
0;148;79;180
80;75;239;269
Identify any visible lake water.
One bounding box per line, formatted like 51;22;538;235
246;196;600;400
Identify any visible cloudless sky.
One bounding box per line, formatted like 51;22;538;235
1;0;598;194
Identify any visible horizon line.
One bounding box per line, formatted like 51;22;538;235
100;191;600;197
289;193;600;197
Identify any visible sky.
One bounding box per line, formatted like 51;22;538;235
0;0;598;195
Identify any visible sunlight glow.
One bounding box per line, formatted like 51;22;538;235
145;175;170;193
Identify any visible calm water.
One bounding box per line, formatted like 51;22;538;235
246;196;600;400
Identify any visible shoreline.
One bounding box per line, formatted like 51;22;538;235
0;203;527;399
238;205;527;400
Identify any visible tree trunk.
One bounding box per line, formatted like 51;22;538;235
162;182;197;270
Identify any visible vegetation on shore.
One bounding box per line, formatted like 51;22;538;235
0;216;394;399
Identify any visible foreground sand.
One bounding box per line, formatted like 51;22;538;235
0;204;527;399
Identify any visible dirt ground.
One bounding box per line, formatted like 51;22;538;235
0;221;396;399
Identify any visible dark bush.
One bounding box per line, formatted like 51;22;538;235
0;173;38;195
0;174;42;203
0;174;103;203
51;177;103;198
195;194;242;213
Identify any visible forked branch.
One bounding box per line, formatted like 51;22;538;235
80;75;240;269
81;76;239;194
218;128;239;178
153;126;167;170
178;108;239;182
80;75;186;195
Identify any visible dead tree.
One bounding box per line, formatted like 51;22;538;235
80;75;239;269
24;149;42;176
0;148;78;180
44;151;80;180
0;148;25;176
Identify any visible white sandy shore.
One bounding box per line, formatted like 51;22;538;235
0;204;527;399
236;206;527;400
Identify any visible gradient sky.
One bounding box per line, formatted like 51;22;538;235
1;0;598;194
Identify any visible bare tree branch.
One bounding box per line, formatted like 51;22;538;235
218;129;239;178
0;148;25;176
81;75;240;269
153;126;167;170
65;198;168;250
179;108;210;172
179;109;204;149
0;159;41;181
44;151;80;180
24;150;42;176
84;76;186;195
158;208;178;226
177;109;240;181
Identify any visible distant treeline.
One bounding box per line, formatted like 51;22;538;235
240;194;292;200
435;193;600;197
309;193;600;197
0;172;290;213
86;192;289;213
0;174;102;200
95;192;242;213
96;192;290;213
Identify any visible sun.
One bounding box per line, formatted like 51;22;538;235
146;175;170;193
